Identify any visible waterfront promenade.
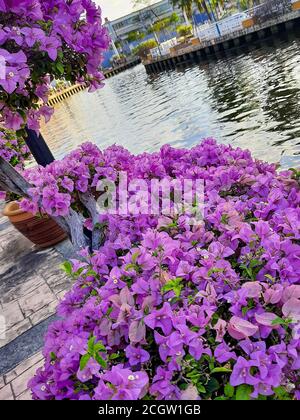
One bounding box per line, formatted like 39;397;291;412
0;203;75;400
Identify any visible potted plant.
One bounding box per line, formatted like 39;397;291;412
0;128;66;247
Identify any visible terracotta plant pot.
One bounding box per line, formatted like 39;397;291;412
3;201;67;248
292;1;300;10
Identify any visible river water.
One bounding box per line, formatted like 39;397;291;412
42;33;300;168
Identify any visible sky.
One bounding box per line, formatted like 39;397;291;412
96;0;160;21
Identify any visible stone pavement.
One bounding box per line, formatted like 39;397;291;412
0;203;75;400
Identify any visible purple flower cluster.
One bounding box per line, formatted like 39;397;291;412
0;1;109;132
28;139;300;400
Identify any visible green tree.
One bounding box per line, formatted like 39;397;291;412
176;24;193;37
171;0;225;23
132;39;158;59
169;12;180;26
171;0;194;24
127;30;145;43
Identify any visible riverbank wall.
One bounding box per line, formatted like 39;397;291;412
144;10;300;74
103;57;141;79
47;84;86;107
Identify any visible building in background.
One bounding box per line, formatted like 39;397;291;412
102;0;209;68
105;1;181;43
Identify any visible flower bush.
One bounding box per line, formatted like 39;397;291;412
0;0;109;133
0;127;31;200
27;139;300;400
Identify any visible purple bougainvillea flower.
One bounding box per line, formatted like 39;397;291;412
101;365;149;400
3;109;23;130
282;298;300;322
282;285;300;303
242;282;262;298
255;312;278;327
176;260;192;277
144;302;173;335
214;342;237;363
263;284;283;304
214;319;227;343
239;340;266;356
21;27;46;47
125;345;150;366
41;36;61;61
230;357;259;386
0;66;20;93
76;358;101;383
228;316;258;340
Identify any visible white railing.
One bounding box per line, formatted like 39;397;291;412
195;12;248;41
195;0;295;42
150;37;177;58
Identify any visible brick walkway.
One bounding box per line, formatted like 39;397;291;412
0;203;75;400
0;352;44;400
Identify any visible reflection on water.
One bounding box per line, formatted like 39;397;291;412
42;33;300;168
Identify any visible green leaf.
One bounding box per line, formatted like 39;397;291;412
224;383;235;398
249;259;261;269
211;367;232;374
208;357;215;372
86;269;97;277
271;317;285;326
94;353;107;369
221;214;229;224
273;386;292;400
94;342;106;353
242;306;249;316
162;277;183;297
125;263;137;271
109;353;119;360
235;384;252;400
106;307;113;316
196;384;206;393
80;354;91;371
88;336;96;353
56;62;64;74
50;352;56;362
60;261;72;275
206;377;219;394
